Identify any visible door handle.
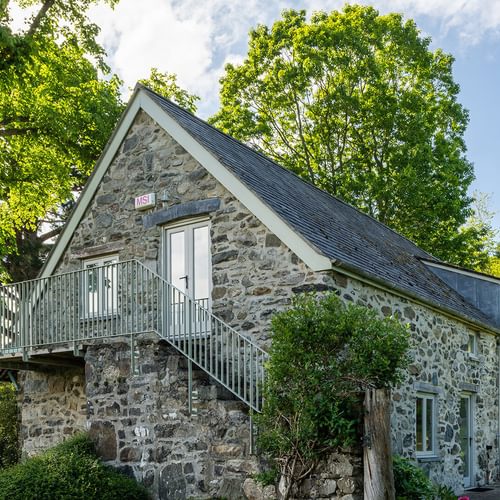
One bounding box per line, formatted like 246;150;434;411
179;275;189;288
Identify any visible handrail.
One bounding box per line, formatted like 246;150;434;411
0;260;267;412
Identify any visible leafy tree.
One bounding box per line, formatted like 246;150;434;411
138;68;199;113
211;6;483;268
1;0;118;70
0;383;18;468
0;1;124;280
487;243;500;278
255;293;409;499
455;192;498;273
1;4;199;282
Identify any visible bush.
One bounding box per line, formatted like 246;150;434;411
393;456;457;500
254;467;279;487
256;293;410;499
0;383;19;468
394;456;434;499
0;434;149;499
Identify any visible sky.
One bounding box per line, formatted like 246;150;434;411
12;0;500;233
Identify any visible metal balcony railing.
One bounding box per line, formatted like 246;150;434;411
0;260;267;412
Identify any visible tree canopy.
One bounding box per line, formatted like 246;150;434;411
455;193;499;273
488;243;500;277
1;0;118;70
210;5;489;269
0;3;200;281
0;0;123;280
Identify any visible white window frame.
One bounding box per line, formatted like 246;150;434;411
416;392;437;457
82;255;119;318
467;332;479;356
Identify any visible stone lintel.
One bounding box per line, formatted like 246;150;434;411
143;198;221;228
459;382;479;393
414;382;442;395
72;242;125;259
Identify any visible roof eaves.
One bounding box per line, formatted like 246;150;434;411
333;259;500;335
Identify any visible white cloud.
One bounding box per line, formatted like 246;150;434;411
88;0;295;114
84;0;500;117
370;0;500;44
10;0;500;116
89;1;214;98
8;3;38;32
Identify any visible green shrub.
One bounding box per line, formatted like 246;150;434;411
393;456;436;500
0;433;149;499
394;456;459;500
433;484;456;500
256;293;410;499
0;383;19;468
254;467;279;487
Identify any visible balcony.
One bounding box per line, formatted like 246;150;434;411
0;260;267;412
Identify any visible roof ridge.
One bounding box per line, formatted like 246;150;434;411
141;84;435;260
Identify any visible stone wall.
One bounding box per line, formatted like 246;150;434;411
85;334;260;499
320;271;500;492
55;110;327;347
48;110;364;498
19;367;86;457
33;109;499;495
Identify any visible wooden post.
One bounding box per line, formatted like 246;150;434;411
364;388;395;500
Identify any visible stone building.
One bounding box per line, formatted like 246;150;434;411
1;84;500;499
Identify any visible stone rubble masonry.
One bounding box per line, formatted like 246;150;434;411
85;335;257;499
18;368;86;458
19;110;499;498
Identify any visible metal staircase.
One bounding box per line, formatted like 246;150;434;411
0;260;267;413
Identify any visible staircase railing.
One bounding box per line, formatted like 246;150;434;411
0;260;267;412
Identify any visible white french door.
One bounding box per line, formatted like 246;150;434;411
459;394;474;488
163;220;211;337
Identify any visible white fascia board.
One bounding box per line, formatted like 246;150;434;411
40;91;143;278
140;93;332;272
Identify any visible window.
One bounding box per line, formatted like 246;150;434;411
82;255;118;317
416;393;436;456
467;333;478;355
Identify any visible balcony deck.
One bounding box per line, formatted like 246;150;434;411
0;344;84;371
0;259;267;412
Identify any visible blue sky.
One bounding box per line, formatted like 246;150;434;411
413;11;500;233
445;33;500;232
16;1;500;233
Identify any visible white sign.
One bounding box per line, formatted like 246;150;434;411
134;192;156;210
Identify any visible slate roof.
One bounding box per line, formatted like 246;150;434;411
143;86;498;332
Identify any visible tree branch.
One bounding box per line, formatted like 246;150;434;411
0;127;38;137
39;226;62;242
0;117;30;127
27;0;56;37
